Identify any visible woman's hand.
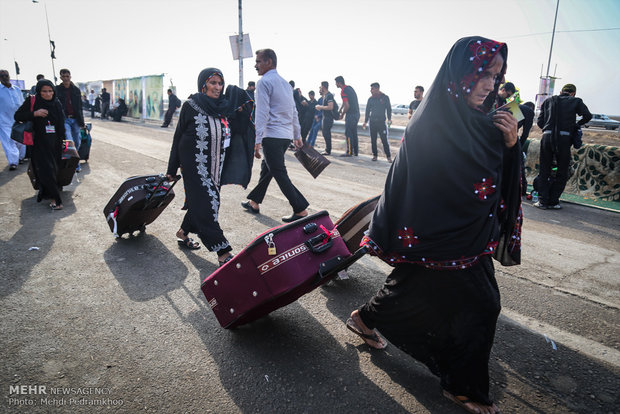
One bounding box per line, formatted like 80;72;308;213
493;110;518;148
34;109;48;118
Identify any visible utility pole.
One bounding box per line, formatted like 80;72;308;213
33;0;57;83
238;0;244;88
546;0;560;78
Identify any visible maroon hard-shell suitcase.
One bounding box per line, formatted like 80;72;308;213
103;174;179;238
201;210;352;329
26;140;80;190
334;194;380;253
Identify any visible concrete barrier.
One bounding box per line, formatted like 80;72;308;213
525;139;619;201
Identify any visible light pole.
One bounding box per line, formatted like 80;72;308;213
32;0;57;84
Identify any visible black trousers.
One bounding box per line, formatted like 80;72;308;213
369;121;391;157
247;138;309;213
345;113;360;155
162;107;175;126
101;102;110;119
538;132;572;205
321;117;333;154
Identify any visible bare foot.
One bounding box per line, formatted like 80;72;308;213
346;310;387;349
442;390;500;414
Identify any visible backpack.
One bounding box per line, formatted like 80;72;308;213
330;95;339;119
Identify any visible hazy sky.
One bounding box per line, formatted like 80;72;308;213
1;0;619;114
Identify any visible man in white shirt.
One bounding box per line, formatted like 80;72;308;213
88;89;96;118
241;49;309;223
0;69;25;170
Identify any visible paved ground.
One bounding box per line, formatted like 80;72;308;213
1;118;618;413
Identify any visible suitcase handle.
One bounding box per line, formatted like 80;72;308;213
143;174;181;210
318;246;369;280
304;233;333;254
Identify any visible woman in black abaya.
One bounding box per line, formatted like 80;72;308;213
346;37;522;414
15;79;66;210
166;68;253;266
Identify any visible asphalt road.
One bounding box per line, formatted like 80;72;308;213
1;118;618;413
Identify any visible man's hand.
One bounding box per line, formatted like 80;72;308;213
293;138;303;149
493;111;518;148
254;143;262;159
387;120;392;127
362;122;367;129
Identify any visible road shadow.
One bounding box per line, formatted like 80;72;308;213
321;260;619;412
103;234;188;302
178;295;423;413
0;197;70;297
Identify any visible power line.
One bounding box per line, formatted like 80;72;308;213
503;27;620;39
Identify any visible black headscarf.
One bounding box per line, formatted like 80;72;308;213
365;36;522;269
33;79;64;124
190;67;252;118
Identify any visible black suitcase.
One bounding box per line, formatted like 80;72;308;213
58;140;80;187
78;124;92;161
26;140;79;190
103;174;180;238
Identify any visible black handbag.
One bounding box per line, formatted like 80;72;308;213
11;96;35;145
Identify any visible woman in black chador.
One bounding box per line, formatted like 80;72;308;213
167;68;253;266
15;79;66;210
347;37;522;414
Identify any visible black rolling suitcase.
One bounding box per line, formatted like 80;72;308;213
78;123;92;161
103;174;180;238
26;140;79;190
58;140;80;187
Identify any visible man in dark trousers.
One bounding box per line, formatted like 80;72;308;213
56;69;85;150
241;48;309;223
315;81;335;155
362;82;392;162
535;83;592;209
300;90;317;142
100;87;111;119
518;101;535;196
335;75;360;156
161;89;181;128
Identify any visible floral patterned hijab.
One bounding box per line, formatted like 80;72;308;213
365;36;522;269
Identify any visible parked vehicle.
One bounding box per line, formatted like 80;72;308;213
584;114;620;130
392;104;409;115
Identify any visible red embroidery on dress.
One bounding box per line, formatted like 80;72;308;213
474;177;497;200
397;227;419;248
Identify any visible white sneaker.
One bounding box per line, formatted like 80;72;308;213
548;203;562;209
533;201;548;209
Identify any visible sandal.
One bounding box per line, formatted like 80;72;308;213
177;237;200;250
50;203;63;210
442;390;500;414
345;316;387;350
218;254;234;267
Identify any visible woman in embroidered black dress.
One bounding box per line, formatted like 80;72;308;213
14;79;66;210
167;68;253;266
346;37;522;414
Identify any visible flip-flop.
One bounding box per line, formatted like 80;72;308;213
49;203;63;210
218;254;234;267
345;317;387;350
442;390;501;414
177;238;200;250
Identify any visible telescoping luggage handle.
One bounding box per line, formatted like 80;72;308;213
318;245;369;281
142;174;182;211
